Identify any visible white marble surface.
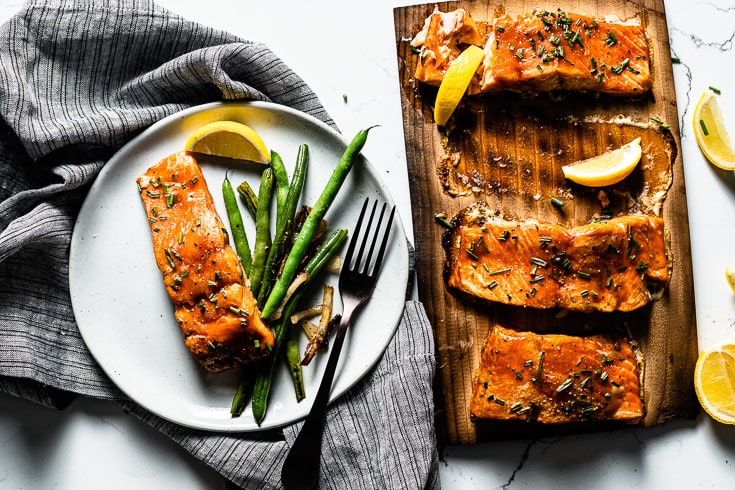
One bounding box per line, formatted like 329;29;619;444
2;0;735;488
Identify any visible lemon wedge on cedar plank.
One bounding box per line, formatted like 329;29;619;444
184;120;270;164
433;45;485;126
693;90;735;171
561;137;642;187
694;339;735;424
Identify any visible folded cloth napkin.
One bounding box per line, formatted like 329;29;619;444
0;1;439;488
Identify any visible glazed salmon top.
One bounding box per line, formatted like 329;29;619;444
412;7;652;95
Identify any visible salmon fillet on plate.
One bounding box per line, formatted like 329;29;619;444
137;151;274;373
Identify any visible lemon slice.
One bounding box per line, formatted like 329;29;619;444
433;45;485;126
694;339;735;424
184;121;270;163
693;90;735;170
561;137;642;187
726;267;735;294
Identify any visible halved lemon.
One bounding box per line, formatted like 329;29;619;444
694;339;735;424
184;121;270;163
693;90;735;171
434;45;485;126
561;137;642;187
726;267;735;294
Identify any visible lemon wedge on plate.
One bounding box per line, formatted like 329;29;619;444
184;120;270;163
694;339;735;424
693;90;735;171
561;137;642;187
433;45;484;126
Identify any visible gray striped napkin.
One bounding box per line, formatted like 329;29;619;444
0;1;439;488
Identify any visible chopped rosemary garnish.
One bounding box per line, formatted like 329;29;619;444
709;86;722;95
556;378;574;392
537;351;545;377
434;213;453;229
700;119;709;136
164;249;175;269
489;267;512;276
465;248;479;260
530;257;548;268
605;31;617;46
550;197;564;208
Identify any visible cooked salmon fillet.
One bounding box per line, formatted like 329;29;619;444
412;8;652;95
137;151;274;373
411;7;485;89
470;325;643;424
443;202;669;313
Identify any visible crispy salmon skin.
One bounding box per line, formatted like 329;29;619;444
412;7;651;95
443;202;670;313
137;151;274;373
470;325;643;424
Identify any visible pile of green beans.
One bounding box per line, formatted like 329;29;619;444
227;127;374;422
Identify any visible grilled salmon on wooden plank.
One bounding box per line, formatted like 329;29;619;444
443;202;669;313
137;151;274;373
412;8;651;95
470;325;643;424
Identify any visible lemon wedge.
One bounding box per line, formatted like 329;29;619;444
184;120;270;163
726;267;735;294
693;90;735;171
561;137;642;187
433;45;484;126
694;339;735;424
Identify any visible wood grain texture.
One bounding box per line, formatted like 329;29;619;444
393;0;698;444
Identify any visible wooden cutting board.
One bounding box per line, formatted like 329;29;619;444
393;0;699;444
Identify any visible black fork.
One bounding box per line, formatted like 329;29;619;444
281;198;396;490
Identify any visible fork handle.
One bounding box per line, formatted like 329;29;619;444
281;302;357;490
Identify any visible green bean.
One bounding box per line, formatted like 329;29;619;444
249;167;273;296
251;228;348;425
223;172;252;275
285;327;306;402
270;150;290;223
260;127;374;319
230;372;254;416
258;145;309;307
236;180;259;218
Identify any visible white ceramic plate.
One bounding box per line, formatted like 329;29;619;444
69;101;408;431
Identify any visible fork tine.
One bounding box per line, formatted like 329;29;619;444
360;201;384;274
355;200;379;273
343;199;370;269
369;204;395;278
